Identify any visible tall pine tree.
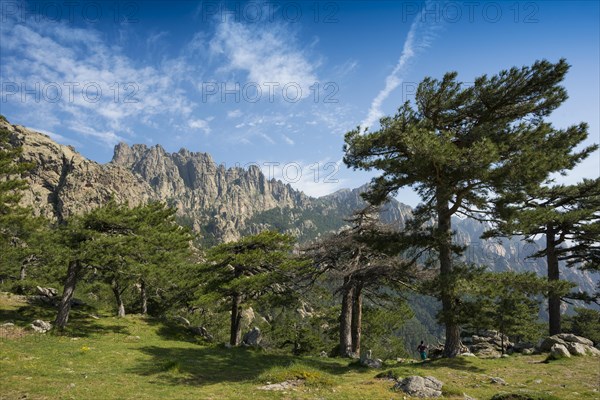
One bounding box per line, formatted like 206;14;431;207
344;59;594;357
489;178;600;335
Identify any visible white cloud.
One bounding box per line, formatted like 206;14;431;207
259;158;346;197
188;118;212;134
0;15;197;145
360;1;440;132
282;135;295;145
227;109;243;118
210;19;318;99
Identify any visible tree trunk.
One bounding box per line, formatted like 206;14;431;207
111;278;126;317
547;224;561;336
437;190;461;358
20;264;26;280
54;260;81;329
230;291;242;346
339;278;354;357
140;280;148;315
351;283;363;356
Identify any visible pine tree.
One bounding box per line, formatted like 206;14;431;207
304;206;419;357
53;200;194;327
197;231;308;346
0;120;40;283
489;178;600;335
344;59;594;357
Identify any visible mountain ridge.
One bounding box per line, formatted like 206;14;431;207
4;118;597;296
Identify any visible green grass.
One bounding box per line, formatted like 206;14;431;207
1;292;599;400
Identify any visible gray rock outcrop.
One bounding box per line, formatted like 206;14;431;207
394;376;443;398
30;319;52;333
242;327;262;347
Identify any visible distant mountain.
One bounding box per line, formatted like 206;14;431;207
5;118;597;296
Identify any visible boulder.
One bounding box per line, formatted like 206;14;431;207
555;333;594;347
30;319;52;333
360;353;383;368
36;286;58;298
550;343;571;359
190;326;213;342
538;336;568;352
471;343;501;358
394;376;443;398
242;327;262;347
512;341;535;353
565;342;587;356
585;346;600;356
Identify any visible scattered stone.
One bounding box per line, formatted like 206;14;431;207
320;351;328;357
501;354;510;358
463;394;477;400
533;379;542;384
490;377;506;385
88;314;100;320
360;357;383;368
522;348;534;355
394;376;443;398
460;352;477;357
36;286;58;298
258;379;302;391
242;327;262;347
30;319;52;333
1;322;14;327
550;343;571;359
512;342;535;353
173;316;190;327
190;325;213;342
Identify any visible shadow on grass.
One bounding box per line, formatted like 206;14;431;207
0;297;131;338
130;345;354;386
415;357;486;373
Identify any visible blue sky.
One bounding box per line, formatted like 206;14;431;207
1;0;598;205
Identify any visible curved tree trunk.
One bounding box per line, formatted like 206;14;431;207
339;279;354;357
230;292;242;346
437;191;461;358
351;283;363;356
140;280;148;315
547;224;561;335
111;278;126;317
55;260;81;329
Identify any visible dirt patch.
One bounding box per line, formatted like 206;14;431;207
0;324;29;340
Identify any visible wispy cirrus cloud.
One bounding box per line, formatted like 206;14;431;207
209;19;318;99
360;1;441;132
0;15;198;147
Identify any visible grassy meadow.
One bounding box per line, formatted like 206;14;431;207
1;292;598;400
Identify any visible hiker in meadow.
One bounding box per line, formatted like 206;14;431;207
417;340;428;361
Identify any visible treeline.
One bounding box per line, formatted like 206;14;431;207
1;59;599;358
